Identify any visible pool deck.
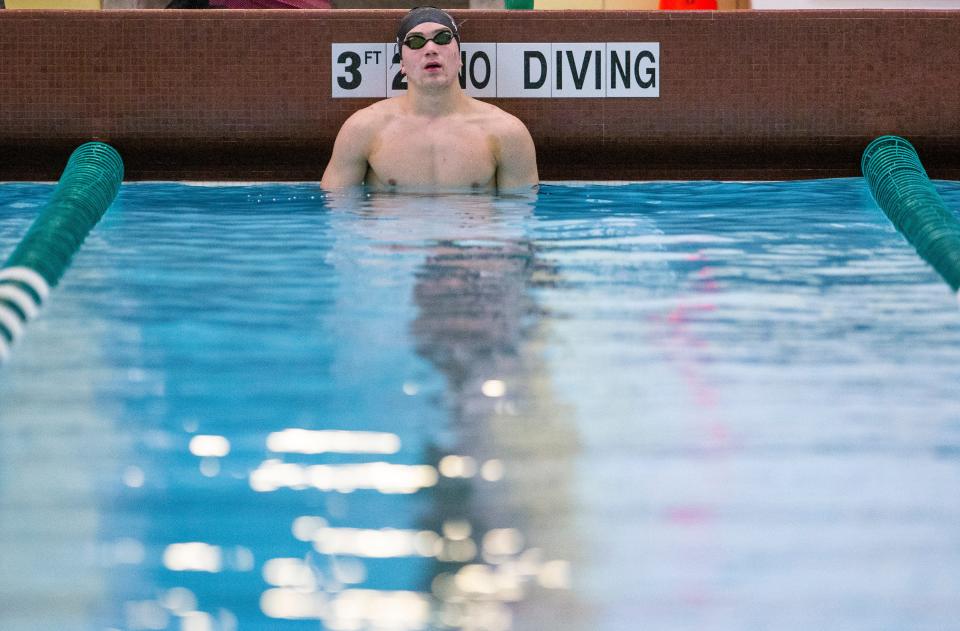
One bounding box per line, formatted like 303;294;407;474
1;9;959;180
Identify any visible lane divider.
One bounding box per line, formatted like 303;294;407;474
0;142;123;364
862;135;960;305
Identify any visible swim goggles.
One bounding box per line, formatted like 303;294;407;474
403;30;455;50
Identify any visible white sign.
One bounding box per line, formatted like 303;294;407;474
332;42;659;99
497;43;551;98
332;44;388;98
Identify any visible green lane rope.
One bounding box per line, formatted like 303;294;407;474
861;135;960;297
0;141;123;363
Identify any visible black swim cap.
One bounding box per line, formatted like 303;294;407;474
396;7;461;47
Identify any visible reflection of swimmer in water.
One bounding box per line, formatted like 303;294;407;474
321;7;539;194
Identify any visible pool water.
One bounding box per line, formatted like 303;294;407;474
2;179;960;631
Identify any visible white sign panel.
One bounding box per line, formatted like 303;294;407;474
331;43;388;98
498;43;552;98
332;42;660;99
460;44;498;98
385;45;406;98
606;43;660;98
553;44;605;98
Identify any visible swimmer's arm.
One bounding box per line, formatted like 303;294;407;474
495;117;539;193
321;111;377;189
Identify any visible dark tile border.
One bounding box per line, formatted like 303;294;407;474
1;10;958;180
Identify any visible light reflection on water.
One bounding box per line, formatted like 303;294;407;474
1;180;960;630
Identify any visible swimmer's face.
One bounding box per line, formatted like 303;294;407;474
399;22;462;89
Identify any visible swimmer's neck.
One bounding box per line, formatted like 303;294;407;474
402;85;470;117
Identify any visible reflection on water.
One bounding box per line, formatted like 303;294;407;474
241;191;581;630
2;180;960;630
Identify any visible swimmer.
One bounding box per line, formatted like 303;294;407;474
321;7;538;193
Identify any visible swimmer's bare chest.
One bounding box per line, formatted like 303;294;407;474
365;119;497;191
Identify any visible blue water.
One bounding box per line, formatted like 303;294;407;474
2;179;960;631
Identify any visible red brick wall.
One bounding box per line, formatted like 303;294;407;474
1;9;958;180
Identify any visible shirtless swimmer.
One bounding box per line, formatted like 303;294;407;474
321;7;539;193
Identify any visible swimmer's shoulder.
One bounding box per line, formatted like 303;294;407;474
337;99;401;141
467;99;531;137
467;101;535;160
464;99;537;189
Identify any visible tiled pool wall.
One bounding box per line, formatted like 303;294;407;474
1;9;958;180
